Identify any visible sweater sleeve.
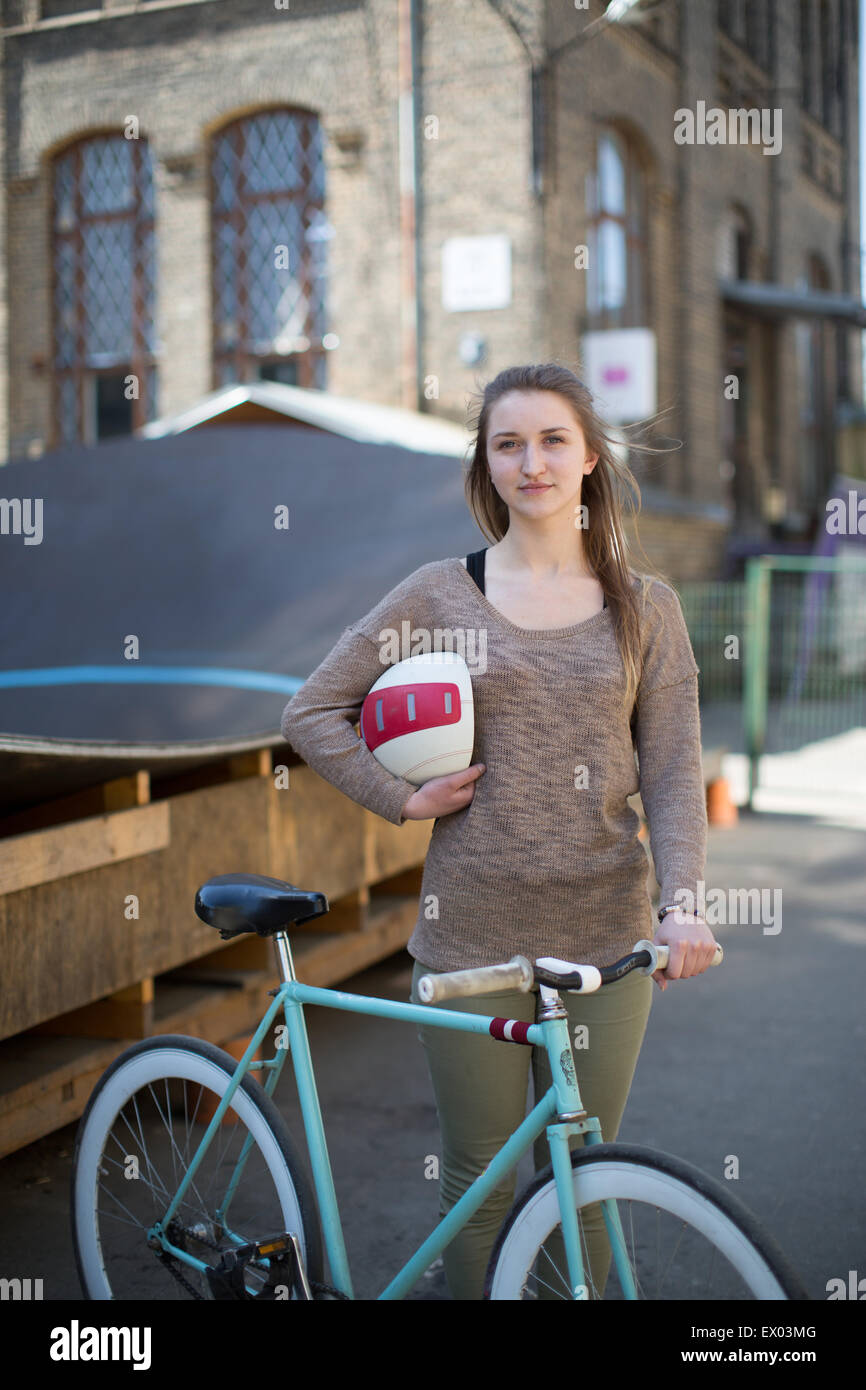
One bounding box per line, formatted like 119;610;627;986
633;582;707;916
279;570;432;826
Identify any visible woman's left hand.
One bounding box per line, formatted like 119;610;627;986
652;913;718;992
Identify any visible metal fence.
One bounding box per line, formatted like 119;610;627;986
678;579;745;704
678;555;866;804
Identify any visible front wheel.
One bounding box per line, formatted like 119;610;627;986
484;1143;809;1300
72;1035;324;1299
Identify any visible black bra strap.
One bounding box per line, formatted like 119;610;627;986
465;548;487;595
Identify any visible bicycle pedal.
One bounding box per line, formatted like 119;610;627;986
205;1247;251;1300
205;1233;312;1301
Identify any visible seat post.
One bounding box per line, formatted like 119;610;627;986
273;931;297;984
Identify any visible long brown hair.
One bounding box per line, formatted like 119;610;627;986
464;361;675;714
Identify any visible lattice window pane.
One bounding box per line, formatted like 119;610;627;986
215;220;239;347
140;221;157;353
245;112;304;194
83;219;134;361
81;137;135;215
306;207;330;330
139;146;155;220
54;152;76;232
307;122;326;203
213;135;241;212
54;238;78;367
247;198;307;347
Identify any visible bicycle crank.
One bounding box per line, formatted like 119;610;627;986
204;1232;314;1300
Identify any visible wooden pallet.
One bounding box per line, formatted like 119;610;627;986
0;874;423;1160
0;736;431;1157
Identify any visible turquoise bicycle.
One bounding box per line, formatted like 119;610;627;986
71;873;809;1300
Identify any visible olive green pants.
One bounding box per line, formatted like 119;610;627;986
410;959;653;1300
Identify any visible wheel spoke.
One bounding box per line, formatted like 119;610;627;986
536;1240;575;1298
146;1081;211;1218
108;1106;171;1205
488;1154;798;1300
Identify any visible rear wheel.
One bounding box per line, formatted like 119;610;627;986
72;1035;324;1299
485;1143;808;1300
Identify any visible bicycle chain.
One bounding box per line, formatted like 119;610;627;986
156;1222;350;1300
157;1247;206;1300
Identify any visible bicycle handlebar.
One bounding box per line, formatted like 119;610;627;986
416;938;724;1004
416;955;534;1003
638;938;724;976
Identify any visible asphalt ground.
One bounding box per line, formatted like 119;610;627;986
0;807;863;1311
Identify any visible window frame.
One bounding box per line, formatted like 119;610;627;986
585;125;648;332
208;105;328;391
50;131;157;447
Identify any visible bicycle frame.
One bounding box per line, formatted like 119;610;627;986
148;932;639;1300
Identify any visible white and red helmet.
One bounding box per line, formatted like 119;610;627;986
360;651;475;786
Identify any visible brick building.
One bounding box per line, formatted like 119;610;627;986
0;0;862;579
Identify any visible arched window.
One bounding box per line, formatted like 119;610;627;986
586;127;647;330
52;134;157;445
210;108;328;389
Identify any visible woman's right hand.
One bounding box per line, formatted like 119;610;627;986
401;763;486;820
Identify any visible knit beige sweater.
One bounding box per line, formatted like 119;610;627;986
280;558;707;972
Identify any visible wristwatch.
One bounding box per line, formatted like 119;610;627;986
658;903;688;922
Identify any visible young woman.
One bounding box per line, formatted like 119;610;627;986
280;361;716;1301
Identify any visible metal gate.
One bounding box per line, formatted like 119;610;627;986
678;555;866;808
743;555;866;804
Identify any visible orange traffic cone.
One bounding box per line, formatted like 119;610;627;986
706;777;738;826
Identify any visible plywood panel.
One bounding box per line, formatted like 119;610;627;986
275;764;366;898
0;850;162;1039
31;980;155;1039
0;802;170;895
0;893;419;1156
140;776;276;979
364;808;432;885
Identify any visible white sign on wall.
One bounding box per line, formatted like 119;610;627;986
442;235;512;312
581;328;657;423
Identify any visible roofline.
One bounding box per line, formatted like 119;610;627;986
138;380;473;458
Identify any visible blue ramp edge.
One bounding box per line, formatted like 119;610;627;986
0;666;305;695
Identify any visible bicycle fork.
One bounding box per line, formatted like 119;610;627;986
540;986;638;1301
